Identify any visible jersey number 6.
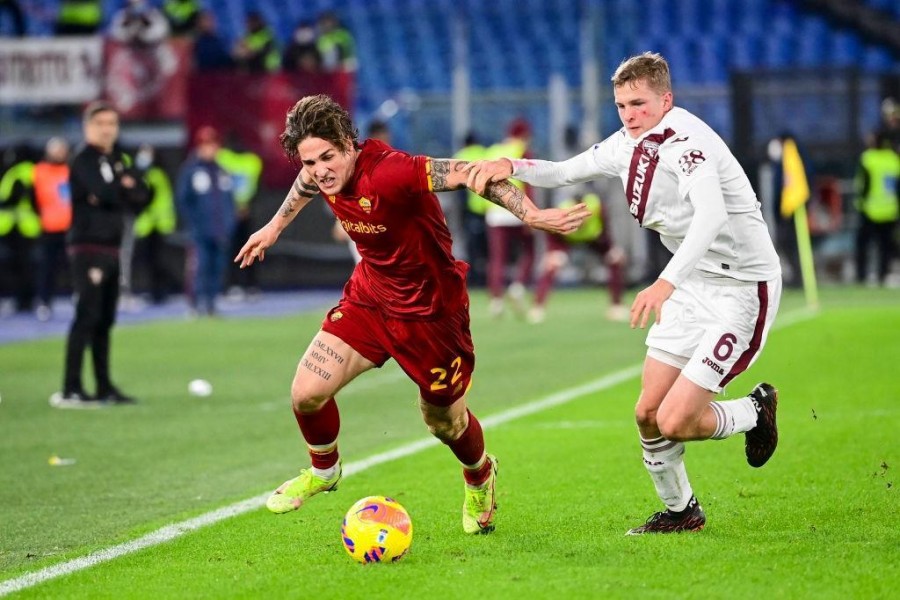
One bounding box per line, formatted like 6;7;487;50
713;333;738;361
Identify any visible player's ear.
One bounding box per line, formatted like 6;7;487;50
662;91;674;110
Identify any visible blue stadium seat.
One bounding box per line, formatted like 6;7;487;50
729;34;763;71
761;33;794;68
829;30;863;66
862;45;895;71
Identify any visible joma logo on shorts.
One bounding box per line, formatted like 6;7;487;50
702;357;724;375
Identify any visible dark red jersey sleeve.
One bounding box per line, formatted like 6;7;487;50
370;151;433;199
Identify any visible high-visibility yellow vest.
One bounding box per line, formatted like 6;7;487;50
317;28;356;69
162;0;199;28
857;147;900;223
453;143;489;215
244;27;280;72
57;0;102;28
216;148;263;208
561;193;603;243
0;161;40;238
134;166;176;237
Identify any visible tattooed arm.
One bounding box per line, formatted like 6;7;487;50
234;171;320;268
429;158;591;235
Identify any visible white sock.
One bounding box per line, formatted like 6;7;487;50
309;441;339;480
640;435;693;512
709;397;758;439
311;463;340;480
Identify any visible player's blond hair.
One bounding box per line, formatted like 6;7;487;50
611;52;672;94
280;94;358;162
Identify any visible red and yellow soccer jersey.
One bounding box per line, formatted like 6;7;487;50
326;139;468;319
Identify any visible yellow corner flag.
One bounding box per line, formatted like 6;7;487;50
780;138;810;218
780;137;818;308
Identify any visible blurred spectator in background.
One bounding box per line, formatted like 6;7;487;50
161;0;200;37
854;130;900;286
485;118;535;317
283;21;321;73
529;185;627;324
454;132;489;286
0;145;40;314
33;137;72;321
55;0;102;35
109;0;169;45
177;126;236;316
232;11;279;73
55;102;150;408
367;120;391;144
0;0;26;36
316;11;356;72
193;10;233;71
879;97;900;152
133;144;177;304
217;136;263;300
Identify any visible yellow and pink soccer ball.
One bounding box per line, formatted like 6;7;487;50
341;496;413;564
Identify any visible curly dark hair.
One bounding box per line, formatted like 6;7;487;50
279;94;358;162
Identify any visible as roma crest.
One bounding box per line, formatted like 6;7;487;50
358;197;372;214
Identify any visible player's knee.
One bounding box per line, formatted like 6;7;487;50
424;409;467;442
634;402;658;430
656;412;692;441
290;381;332;414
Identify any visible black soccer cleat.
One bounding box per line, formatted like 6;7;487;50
745;382;778;468
97;386;138;405
626;496;706;535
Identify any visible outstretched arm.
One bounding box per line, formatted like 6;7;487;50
430;159;591;235
234;170;319;268
463;146;611;195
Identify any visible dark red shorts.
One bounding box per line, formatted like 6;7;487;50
321;298;475;407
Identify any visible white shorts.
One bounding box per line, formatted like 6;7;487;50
645;272;782;394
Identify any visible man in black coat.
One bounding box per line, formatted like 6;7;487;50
52;101;150;409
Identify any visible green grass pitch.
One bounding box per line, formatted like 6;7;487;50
0;286;897;598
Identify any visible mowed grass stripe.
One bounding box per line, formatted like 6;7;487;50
0;306;818;596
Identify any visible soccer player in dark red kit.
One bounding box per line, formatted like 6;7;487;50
236;94;589;534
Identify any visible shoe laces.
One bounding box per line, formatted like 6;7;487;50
285;468;335;497
465;481;492;514
643;510;669;526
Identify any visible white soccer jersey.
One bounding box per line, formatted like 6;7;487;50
512;107;781;285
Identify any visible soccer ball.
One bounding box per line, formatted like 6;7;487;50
341;496;413;564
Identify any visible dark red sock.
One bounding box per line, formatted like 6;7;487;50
608;261;624;305
447;410;491;485
293;397;340;469
534;265;560;306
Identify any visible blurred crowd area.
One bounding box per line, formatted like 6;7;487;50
1;0;899;321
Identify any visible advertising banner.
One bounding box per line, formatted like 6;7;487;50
0;37;103;104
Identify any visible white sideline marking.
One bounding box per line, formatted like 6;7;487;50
0;306;817;596
0;366;639;596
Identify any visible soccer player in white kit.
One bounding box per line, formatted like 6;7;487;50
465;52;782;534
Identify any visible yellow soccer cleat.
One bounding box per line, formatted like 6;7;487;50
266;462;342;514
462;454;498;534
